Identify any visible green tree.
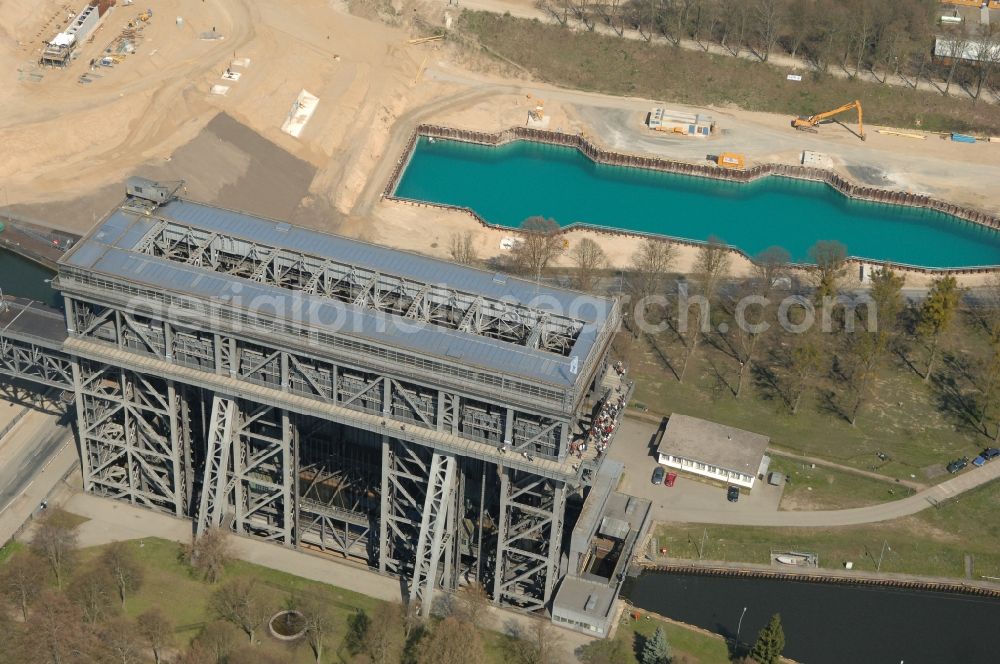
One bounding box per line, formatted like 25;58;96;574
750;613;786;664
809;240;848;304
847;267;905;424
916;275;962;382
641;625;672;664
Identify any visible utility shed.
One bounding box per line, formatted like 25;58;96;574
656;414;770;489
647;108;715;137
551;576;617;637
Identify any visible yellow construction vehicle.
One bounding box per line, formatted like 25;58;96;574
792;100;865;141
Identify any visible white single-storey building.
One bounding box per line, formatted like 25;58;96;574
655;414;770;490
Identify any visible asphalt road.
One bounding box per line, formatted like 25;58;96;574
0;412;71;515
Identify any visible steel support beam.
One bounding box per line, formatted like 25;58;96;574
409;452;457;617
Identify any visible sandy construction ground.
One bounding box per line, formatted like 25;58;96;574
1;0;999;287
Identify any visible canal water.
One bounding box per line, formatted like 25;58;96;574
0;249;59;307
623;572;1000;664
394;137;1000;268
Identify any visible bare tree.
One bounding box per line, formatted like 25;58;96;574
183;527;233;583
630;238;675;301
452;582;491;628
293;593;335;664
511;618;565;664
679;238;730;383
569;238;608;292
940;25;972;96
26;589;93;664
751;246;791;298
417;616;484;664
210;579;271;644
361;602;406;664
970;24;1000;101
447;231;477;265
0;552;46;620
99;617;146;664
68;566;118;625
511;217;565;278
137;607;174;664
193;620;240;664
787;331;823;415
30;508;79;588
752;0;783;61
731;281;772;398
100;541;143;608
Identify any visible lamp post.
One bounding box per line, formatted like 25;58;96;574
736;606;748;644
877;539;890;573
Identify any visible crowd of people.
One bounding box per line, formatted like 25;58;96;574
569;361;630;460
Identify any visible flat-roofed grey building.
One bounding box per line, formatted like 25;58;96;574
655;414;770;490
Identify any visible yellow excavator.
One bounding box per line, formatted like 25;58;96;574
792;100;865;141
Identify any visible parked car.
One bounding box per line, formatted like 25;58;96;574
973;455;986;468
946;457;969;474
982;448;1000;461
665;472;677;487
727;486;740;503
651;467;666;485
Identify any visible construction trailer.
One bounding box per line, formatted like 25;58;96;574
40;1;114;67
0;182;648;621
647;108;715;137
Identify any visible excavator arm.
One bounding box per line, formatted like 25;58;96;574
792;100;865;141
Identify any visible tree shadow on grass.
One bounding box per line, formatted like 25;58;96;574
929;361;986;438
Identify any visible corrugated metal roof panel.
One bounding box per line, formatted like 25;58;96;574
59;199;616;387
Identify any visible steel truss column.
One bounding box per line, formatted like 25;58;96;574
409;452;457;617
76;361;183;514
196;395;236;534
379;438;432;578
196;396;294;545
492;468;567;612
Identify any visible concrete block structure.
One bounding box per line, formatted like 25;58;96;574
0;181;651;622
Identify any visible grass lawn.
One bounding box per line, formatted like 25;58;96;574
580;610;732;663
456;11;1000;135
655;477;1000;580
768;454;911;510
623;329;988;486
0;539;23;564
74;538;382;660
618;612;732;664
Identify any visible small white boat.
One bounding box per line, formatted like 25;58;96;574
776;554;809;566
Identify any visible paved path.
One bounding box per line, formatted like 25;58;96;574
768;447;927;491
664;454;1000;527
0;410;76;546
62;492;595;657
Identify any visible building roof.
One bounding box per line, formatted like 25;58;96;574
59;197;616;389
934;37;1000;64
656;414;769;475
553;575;616;623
